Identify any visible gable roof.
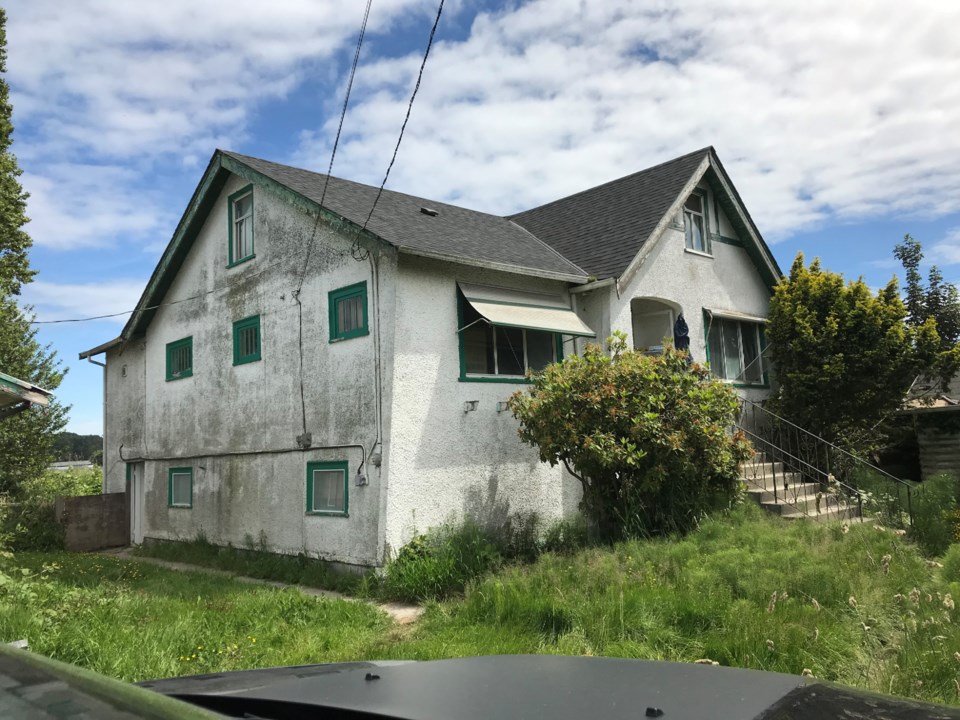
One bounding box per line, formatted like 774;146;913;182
222;152;587;281
509;148;712;280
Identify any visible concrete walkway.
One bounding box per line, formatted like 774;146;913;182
99;548;424;625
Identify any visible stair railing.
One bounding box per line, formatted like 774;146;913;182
736;398;914;527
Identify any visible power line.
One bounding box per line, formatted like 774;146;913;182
360;0;444;233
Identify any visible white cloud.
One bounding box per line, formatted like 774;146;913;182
22;279;147;325
931;228;960;266
293;0;960;240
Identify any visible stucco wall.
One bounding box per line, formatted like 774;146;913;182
382;256;582;555
107;173;396;566
103;341;146;494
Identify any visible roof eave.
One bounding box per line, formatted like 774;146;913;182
79;337;122;359
398;247;590;284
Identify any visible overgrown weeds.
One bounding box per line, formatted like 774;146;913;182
135;536;362;595
0;468;102;551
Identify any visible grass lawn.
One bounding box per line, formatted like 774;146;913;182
3;505;960;707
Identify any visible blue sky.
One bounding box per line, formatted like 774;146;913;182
8;0;960;435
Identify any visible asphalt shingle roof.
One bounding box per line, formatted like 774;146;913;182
509;148;712;280
223;152;588;280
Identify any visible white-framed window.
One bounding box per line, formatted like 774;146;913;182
706;315;766;385
684;192;709;254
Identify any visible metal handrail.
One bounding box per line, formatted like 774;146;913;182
739;398;912;489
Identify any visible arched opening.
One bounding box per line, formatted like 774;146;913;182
630;297;682;354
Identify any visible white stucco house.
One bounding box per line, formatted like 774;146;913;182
81;146;782;567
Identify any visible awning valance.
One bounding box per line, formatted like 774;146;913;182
704;308;767;324
458;282;596;337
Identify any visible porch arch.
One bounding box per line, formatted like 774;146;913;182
630;297;683;353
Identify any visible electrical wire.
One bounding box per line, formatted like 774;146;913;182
358;0;444;242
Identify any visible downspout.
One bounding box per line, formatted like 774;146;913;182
86;355;107;492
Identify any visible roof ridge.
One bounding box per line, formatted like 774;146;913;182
508;146;714;219
505;218;589;277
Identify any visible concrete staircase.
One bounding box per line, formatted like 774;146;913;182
740;453;862;522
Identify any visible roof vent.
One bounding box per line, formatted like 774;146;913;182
420;206;439;217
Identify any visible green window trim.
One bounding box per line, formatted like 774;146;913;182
165;336;193;381
227;184;255;267
702;310;770;388
456;289;564;384
232;315;262;365
168;467;193;508
306;460;349;516
329;281;369;342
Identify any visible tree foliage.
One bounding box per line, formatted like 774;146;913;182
0;9;33;297
767;253;939;450
0;10;68;496
894;234;960;351
52;432;104;462
508;334;751;542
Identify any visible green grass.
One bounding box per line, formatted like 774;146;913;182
3;505;960;707
134;536;363;595
0;553;389;682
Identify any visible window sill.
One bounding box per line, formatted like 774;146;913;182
684;248;713;259
165;373;193;382
233;356;262;366
306;511;349;518
227;254;256;269
329;330;369;343
168;504;192;509
460;375;534;384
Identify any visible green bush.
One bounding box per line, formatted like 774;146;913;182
941;543;960;583
379;520;501;602
909;473;958;556
851;468;912;528
541;515;591;554
1;468;102;551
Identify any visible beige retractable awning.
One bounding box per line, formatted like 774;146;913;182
704;308;767;323
458;282;596;337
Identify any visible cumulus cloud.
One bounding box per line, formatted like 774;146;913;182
931;228;960;266
22;279;148;325
295;0;960;240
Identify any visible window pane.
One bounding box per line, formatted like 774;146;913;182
684;194;703;214
338;295;363;333
235;195;252;219
526;329;555;372
235;218;252;258
741;324;762;383
707;319;725;378
685;213;705;252
496;326;525;376
312;470;344;512
722;319;743;380
172;473;190;505
462;301;494;374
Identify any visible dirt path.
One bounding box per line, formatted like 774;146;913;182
99;548;424;625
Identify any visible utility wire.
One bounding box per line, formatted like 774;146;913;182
296;0;373;296
360;0;444;234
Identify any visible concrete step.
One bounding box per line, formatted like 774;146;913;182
761;491;846;516
741;472;805;492
781;502;862;523
744;481;821;504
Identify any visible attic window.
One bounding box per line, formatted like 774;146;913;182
683;192;710;255
228;185;255;267
420;207;439;217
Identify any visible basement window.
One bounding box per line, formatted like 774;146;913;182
232;315;262;365
228;185;255;267
165;337;193;381
168;467;193;508
306;460;348;516
329;282;369;342
683;191;710;255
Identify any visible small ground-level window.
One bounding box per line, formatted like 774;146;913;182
306;460;348;516
233;315;261;365
168;467;193;508
706;315;766;385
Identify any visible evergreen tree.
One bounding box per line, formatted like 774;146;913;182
0;10;69;495
894;234;960;350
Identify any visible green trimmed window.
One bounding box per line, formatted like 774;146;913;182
683;191;710;254
168;467;193;508
306;460;348;516
228;185;254;266
329;282;368;342
705;314;767;385
458;291;562;380
165;337;193;381
232;315;261;365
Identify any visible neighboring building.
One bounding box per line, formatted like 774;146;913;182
0;371;51;420
80;146;781;567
